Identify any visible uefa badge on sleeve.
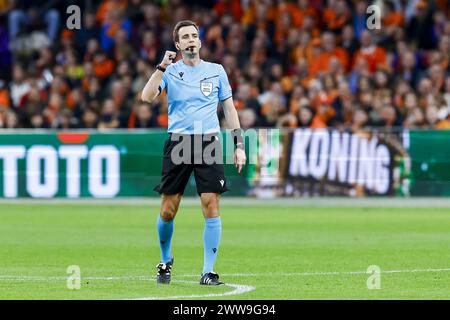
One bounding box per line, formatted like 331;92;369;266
200;81;213;97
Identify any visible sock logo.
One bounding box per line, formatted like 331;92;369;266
212;248;217;253
160;241;165;244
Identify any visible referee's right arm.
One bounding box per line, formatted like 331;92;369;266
141;51;176;103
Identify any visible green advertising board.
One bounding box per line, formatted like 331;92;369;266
0;130;254;198
408;130;450;196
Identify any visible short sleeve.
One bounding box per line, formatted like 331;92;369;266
158;72;168;94
218;65;232;101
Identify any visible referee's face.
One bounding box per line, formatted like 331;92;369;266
177;26;201;54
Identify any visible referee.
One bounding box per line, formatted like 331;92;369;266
141;20;246;285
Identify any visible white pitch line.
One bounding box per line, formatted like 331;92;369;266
194;267;450;278
130;280;256;300
2;197;450;208
0;267;449;281
0;276;255;300
1;268;448;300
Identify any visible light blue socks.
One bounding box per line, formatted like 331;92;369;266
157;215;174;263
202;216;222;275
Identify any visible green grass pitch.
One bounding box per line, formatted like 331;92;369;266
0;202;449;299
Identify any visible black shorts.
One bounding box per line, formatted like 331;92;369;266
154;133;229;196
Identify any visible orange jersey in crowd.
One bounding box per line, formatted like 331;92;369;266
383;12;404;27
309;48;349;76
96;0;127;24
323;7;351;31
213;0;242;21
353;46;387;74
0;89;10;107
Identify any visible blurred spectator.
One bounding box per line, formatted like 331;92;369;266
139;30;162;64
18;84;46;128
235;81;261;115
380;105;399;128
135;2;164;47
383;1;404;29
8;1;60;42
113;28;134;61
10;63;30;108
93;51;115;79
331;80;353;125
309;32;349;76
98;1;131;51
238;108;257;129
29;113;46;129
128;101;157;129
323;0;351;34
80;107;97;129
311;92;335;128
298;106;313;128
213;0;242;22
406;1;435;50
352;0;367;40
404;106;425;128
132;58;152;94
397;50;420;88
444;77;450;107
425;104;440;128
352;108;369;130
42;92;64;128
0;79;10;108
5;109;19;128
98;98;120;129
0;105;7;127
341;25;359;61
352;30;387;74
75;11;101;56
56;108;79;129
0;15;11;78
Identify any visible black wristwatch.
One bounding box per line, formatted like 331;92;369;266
156;64;166;72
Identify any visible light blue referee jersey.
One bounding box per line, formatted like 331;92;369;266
158;59;232;134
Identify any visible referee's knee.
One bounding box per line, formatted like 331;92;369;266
160;194;181;221
201;194;220;218
160;209;176;221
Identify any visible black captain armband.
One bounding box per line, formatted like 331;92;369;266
231;128;245;150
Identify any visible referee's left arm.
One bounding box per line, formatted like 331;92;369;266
221;97;241;129
221;97;247;173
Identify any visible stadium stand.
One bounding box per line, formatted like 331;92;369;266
0;0;449;130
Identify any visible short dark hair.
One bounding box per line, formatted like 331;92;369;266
173;20;199;43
